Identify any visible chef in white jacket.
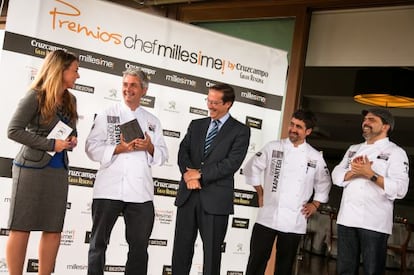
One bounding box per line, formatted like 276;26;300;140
243;109;331;275
85;67;168;275
332;108;409;275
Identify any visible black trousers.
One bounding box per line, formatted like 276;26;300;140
172;191;229;275
87;199;154;275
246;223;302;275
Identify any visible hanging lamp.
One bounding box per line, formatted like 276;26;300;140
353;67;414;108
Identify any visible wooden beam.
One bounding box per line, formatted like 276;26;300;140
176;0;414;16
177;3;303;22
280;6;311;138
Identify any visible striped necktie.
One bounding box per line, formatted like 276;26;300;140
204;120;219;154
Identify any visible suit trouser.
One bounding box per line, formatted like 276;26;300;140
246;223;302;275
87;199;154;275
172;191;229;275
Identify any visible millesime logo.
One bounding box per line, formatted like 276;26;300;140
66;264;88;271
165;74;197;88
48;0;270;82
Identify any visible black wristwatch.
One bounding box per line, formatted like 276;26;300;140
370;173;379;182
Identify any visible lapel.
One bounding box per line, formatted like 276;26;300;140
203;116;234;158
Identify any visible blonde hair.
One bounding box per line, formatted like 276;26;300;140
31;50;78;124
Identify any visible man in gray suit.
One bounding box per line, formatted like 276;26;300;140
172;83;251;275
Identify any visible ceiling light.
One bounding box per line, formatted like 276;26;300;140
353;67;414;108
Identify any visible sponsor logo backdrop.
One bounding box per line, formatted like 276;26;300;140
0;0;287;274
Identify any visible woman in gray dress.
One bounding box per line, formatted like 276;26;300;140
6;50;79;275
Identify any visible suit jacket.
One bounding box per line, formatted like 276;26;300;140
7;90;77;168
175;115;250;215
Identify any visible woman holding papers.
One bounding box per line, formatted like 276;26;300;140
6;49;79;275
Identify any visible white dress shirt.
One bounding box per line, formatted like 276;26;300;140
332;138;409;234
85;101;168;203
243;138;331;234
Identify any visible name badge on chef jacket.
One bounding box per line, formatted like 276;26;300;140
106;115;121;145
306;160;317;173
377;153;390;161
272;150;283;159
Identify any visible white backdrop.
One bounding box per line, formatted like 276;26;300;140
0;0;287;274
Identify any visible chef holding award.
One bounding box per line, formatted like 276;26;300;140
85;67;168;275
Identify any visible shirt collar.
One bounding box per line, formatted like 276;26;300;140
121;100;142;114
364;137;389;146
285;138;307;149
213;113;230;125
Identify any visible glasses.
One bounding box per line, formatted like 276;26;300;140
205;98;223;106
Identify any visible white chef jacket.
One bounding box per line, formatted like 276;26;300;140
332;138;409;234
85;101;168;203
243;138;331;234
